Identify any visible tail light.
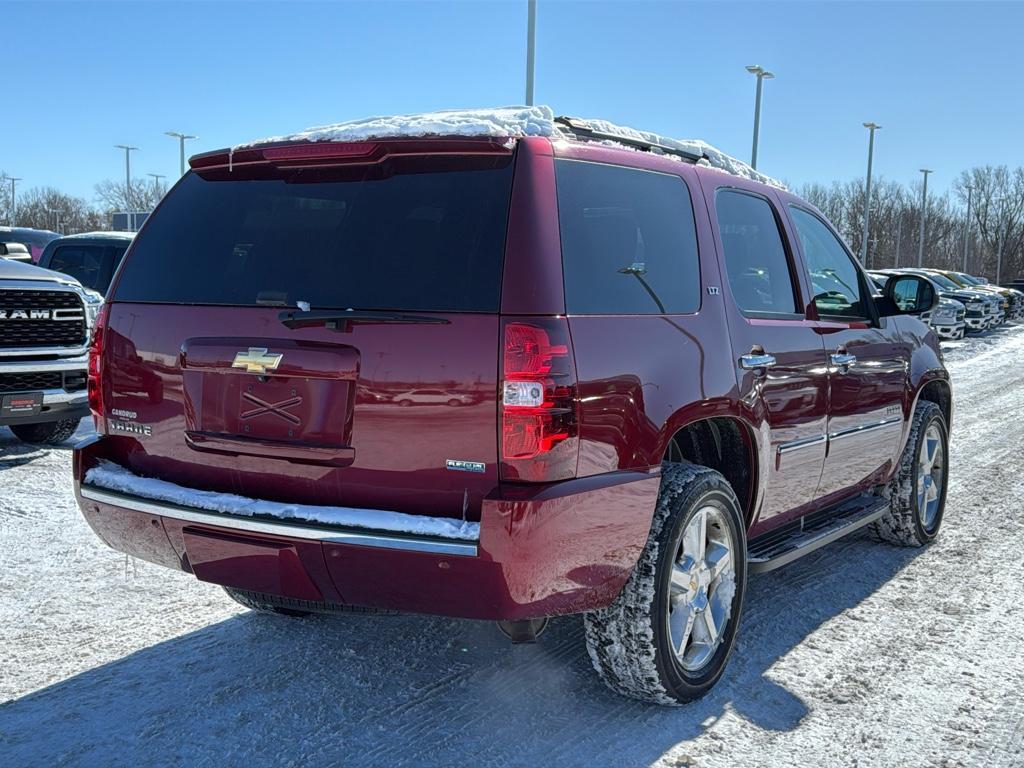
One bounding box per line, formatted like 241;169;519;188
500;317;579;482
87;303;110;432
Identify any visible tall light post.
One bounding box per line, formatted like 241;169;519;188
962;185;973;272
894;214;902;268
2;174;21;222
115;145;139;210
860;122;881;267
525;0;537;106
147;173;166;191
917;168;932;267
165;131;197;176
746;64;775;170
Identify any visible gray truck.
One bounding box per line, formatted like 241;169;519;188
0;257;100;444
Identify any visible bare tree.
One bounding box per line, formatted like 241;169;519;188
94;177;168;215
11;187;106;234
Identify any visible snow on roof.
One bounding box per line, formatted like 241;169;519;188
238;105;785;189
61;231;135;240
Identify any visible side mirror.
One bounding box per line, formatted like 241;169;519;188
0;242;32;263
879;274;938;317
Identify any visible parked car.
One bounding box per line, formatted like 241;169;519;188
869;271;965;340
392;389;474;407
0;226;60;262
923;269;1012;323
37;231;134;296
0;258;100;443
942;271;1023;321
73;110;952;705
880;268;999;332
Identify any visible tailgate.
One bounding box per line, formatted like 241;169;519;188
101;303;499;520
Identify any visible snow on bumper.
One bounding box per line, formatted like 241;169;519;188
73;437;660;620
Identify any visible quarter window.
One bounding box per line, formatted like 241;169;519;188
789;207;866;320
715;190;798;316
556;160;701;314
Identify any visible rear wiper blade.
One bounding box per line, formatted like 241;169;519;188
278;309;451;332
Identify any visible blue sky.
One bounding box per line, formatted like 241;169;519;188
4;0;1021;201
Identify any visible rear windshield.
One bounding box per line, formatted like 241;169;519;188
113;155;515;312
48;244;126;293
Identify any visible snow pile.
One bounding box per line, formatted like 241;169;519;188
238;105;557;147
238;105;785;188
84;460;480;541
564;117;784;188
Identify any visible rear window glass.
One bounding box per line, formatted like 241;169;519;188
49;245;118;292
715;190;798;316
555;160;700;314
113;156;515;312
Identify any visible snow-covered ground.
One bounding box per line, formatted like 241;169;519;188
2;327;1023;768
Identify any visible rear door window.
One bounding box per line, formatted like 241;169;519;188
715;190;799;316
113;156;515;312
555;160;700;314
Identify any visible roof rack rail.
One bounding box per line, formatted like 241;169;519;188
554;116;704;163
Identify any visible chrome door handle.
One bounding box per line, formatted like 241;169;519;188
831;352;857;370
739;353;777;370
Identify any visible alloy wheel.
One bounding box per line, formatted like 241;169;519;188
917;422;945;530
667;505;736;672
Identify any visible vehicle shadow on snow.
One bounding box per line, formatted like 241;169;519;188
0;533;925;767
0;423;94;470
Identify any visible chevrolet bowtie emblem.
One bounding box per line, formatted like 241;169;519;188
232;347;283;375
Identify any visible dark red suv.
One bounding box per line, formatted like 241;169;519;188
73;113;952;704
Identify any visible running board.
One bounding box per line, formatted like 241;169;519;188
747;495;888;574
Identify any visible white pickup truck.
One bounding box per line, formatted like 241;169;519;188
0;256;101;444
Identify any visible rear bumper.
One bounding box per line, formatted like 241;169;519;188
73;436;660;620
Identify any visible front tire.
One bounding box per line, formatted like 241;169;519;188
872;400;949;547
584;463;747;705
9;418;80;445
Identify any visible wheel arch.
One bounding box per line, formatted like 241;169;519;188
912;374;953;434
661;415;760;528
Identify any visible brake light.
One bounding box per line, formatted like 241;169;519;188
88;303;110;432
262;142;378;161
500;318;579;482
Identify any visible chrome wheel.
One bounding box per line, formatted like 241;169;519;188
917;422;945;530
667;505;737;672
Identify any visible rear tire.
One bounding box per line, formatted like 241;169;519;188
872;400;948;547
222;587;399;617
9;418;80;445
584;462;747;705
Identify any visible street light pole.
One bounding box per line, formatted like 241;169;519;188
147;173;166;192
746;65;775;170
917;168;932;267
894;214;902;268
165;132;197;176
1;175;23;226
860;122;881;267
962;185;973;272
525;0;537;106
115;145;139;210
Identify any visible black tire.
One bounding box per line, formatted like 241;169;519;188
222;587;398;617
872;400;949;547
447;399;461;407
398;399;413;408
584;462;747;705
9;418;80;445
